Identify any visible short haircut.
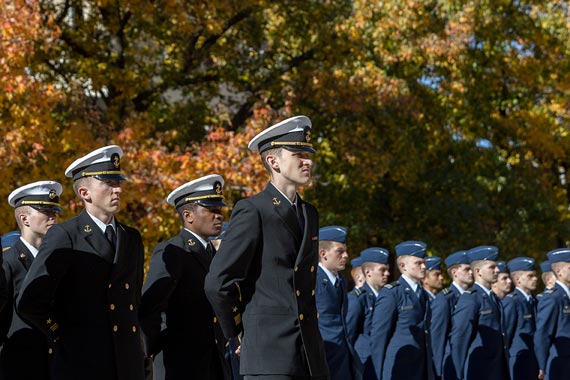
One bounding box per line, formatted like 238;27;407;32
510;270;524;283
318;240;334;251
176;202;198;224
542;271;554;283
73;176;92;198
14;205;31;229
361;261;376;273
551;261;566;278
261;148;282;173
470;260;486;271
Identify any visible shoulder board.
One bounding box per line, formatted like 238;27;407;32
442;287;452;295
349;288;363;296
464;287;475;294
384;281;400;289
506;293;515;298
543;289;555;294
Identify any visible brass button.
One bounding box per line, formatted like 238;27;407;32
299;314;304;321
310;266;315;272
317;312;320;318
312;290;315;296
296;290;300;297
110;304;115;311
113;325;118;332
124;283;130;290
108;283;112;289
294;266;299;272
48;348;53;354
132;325;137;332
129;304;134;311
213;316;217;323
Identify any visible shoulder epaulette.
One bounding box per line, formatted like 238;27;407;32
350;287;363;297
464;287;475;294
385;281;400;289
543;288;555;294
506;293;515;298
442;287;452;295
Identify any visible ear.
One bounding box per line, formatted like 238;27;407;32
78;185;91;202
183;209;193;224
18;212;29;227
265;154;280;172
319;248;327;261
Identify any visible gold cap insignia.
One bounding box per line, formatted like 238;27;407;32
188;239;196;246
84;225;92;233
305;130;312;143
272;197;281;206
49;189;57;199
215;182;222;195
112;153;120;168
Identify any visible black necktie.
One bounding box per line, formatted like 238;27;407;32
294;204;305;232
105;225;117;251
335;277;343;310
205;242;215;259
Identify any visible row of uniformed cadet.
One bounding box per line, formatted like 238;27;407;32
0;115;328;380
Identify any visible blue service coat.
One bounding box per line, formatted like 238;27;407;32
370;278;433;380
430;284;461;380
315;266;357;380
502;288;538;380
346;282;376;380
448;283;508;380
534;283;570;380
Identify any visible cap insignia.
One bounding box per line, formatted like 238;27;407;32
272;197;281;206
215;181;222;195
305;129;312;143
84;225;92;233
49;189;57;199
112;153;120;168
19;252;26;261
188;239;196;246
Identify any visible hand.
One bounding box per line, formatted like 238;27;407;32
235;334;242;358
538;370;544;380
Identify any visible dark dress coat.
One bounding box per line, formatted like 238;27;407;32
0;239;50;379
139;228;230;380
448;283;508;380
204;183;328;377
315;266;358;380
16;210;145;380
502;288;538;380
534;283;570;380
370;278;434;380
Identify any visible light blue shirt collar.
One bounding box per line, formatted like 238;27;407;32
515;287;531;301
19;237;38;258
452;282;466;295
87;211;116;234
401;274;420;292
185;228;208;249
318;263;339;286
475;282;492;296
556;280;570;298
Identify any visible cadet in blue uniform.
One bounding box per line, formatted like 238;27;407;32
540;260;556;291
370;240;433;380
17;146;146;380
422;257;443;301
315;226;358;380
492;261;512;300
448;246;507;380
0;181;62;380
140;175;230;380
205;116;328;380
349;257;365;296
503;257;538;380
431;251;472;380
534;248;570;380
346;248;390;380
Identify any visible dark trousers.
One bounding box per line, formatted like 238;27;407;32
244;376;328;380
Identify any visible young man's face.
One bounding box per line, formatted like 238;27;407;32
423;269;444;291
516;270;538;293
83;178;123;215
476;261;499;284
187;205;224;241
320;242;349;274
23;207;58;237
493;272;512;294
366;263;390;289
554;262;570;285
452;264;474;287
401;256;426;282
274;149;313;186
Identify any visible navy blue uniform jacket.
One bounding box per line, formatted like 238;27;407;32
534;283;570;380
448;283;508;380
346;282;376;380
502;288;538;380
139;228;229;380
204;183;328;377
430;284;461;379
16;210;145;380
0;239;50;379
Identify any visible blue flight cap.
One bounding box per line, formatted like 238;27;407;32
466;245;499;263
540;260;552;273
507;257;536;272
360;247;390;265
444;250;469;268
248;116;315;154
65;145;126;182
395;240;427;258
425;256;441;271
350;256;363;268
319;226;347;243
167;174;227;209
496;261;508;273
547;248;570;263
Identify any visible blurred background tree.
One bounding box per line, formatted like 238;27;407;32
2;0;570;275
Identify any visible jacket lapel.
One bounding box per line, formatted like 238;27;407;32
14;240;34;271
181;229;211;273
264;183;302;242
78;210;115;263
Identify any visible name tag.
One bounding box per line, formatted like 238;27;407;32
401;305;414;311
480;309;493;315
523;314;533;319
